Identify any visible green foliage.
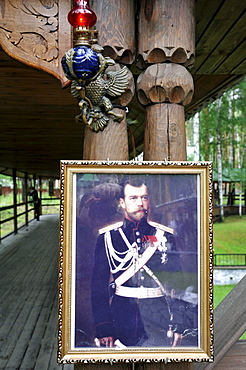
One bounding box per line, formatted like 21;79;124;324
0;174;13;187
187;77;246;172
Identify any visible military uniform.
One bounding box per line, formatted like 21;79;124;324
91;217;197;347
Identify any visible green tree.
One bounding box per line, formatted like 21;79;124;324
187;77;246;220
187;77;246;167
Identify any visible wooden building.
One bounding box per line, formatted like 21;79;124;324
0;1;245;369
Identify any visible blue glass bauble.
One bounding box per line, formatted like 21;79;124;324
62;45;100;80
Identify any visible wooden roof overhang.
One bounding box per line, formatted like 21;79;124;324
0;0;245;178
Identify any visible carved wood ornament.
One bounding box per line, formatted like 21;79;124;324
60;0;133;133
0;0;72;86
0;0;195;161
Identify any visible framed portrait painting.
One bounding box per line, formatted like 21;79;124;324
58;161;213;363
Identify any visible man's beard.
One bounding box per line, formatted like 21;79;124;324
126;209;148;222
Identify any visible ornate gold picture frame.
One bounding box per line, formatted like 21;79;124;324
58;161;213;363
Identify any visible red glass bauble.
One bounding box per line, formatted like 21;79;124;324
68;0;97;28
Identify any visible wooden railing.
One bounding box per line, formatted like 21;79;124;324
0;198;60;242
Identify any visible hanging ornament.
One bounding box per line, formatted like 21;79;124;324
61;46;100;81
62;0;130;132
67;0;98;46
68;0;97;29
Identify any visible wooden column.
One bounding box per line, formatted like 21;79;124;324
38;176;42;216
24;172;29;227
82;0;135;160
83;111;128;160
12;168;18;234
137;63;193;161
137;0;195;162
144;103;186;161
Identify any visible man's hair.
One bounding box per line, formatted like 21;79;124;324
119;177;148;198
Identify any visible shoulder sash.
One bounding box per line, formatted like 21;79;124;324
114;243;157;287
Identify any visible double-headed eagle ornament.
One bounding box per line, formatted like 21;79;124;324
62;45;129;132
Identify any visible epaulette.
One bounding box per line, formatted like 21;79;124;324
99;221;123;235
148;221;174;234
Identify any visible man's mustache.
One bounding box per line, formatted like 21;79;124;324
135;209;148;214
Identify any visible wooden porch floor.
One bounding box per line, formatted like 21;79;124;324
0;214;73;370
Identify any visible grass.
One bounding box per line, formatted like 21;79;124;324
214;284;246;339
214;284;236;308
214;215;246;339
213;215;246;254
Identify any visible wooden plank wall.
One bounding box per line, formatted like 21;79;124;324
0;214;73;370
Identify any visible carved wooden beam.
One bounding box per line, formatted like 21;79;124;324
0;0;72;86
0;0;136;85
